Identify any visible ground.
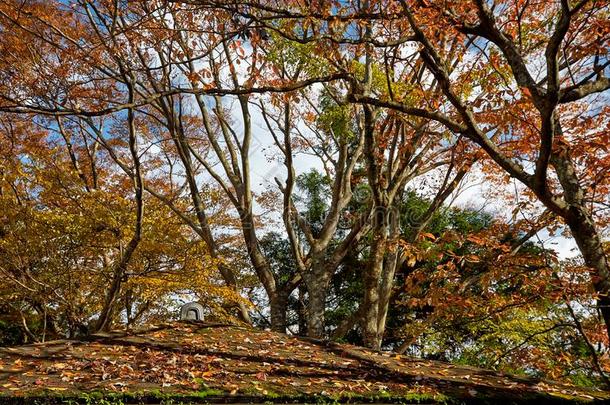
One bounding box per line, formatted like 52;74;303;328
0;321;608;404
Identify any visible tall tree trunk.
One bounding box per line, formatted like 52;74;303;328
269;293;288;333
239;207;286;330
96;271;123;332
551;139;610;339
96;82;142;333
362;228;387;349
376;237;400;348
217;262;252;324
565;207;610;335
297;285;308;335
305;265;331;338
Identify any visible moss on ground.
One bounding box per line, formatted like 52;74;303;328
0;388;602;405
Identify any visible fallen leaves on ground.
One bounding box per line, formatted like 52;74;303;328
0;322;607;403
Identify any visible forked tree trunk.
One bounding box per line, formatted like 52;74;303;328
95;271;123;332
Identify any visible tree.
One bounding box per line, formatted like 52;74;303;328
365;0;610;339
0;113;232;338
0;0;608;384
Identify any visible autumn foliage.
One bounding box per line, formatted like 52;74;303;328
0;0;609;389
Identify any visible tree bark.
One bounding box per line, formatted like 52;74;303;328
305;265;331;338
297;285;308;335
95;270;123;332
551;136;610;338
269;293;288;333
375;228;401;348
565;207;610;333
362;228;387;349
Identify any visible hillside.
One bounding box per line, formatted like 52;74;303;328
0;321;607;404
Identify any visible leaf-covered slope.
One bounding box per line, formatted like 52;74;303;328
0;321;607;404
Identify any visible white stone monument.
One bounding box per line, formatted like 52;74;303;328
180;302;205;321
